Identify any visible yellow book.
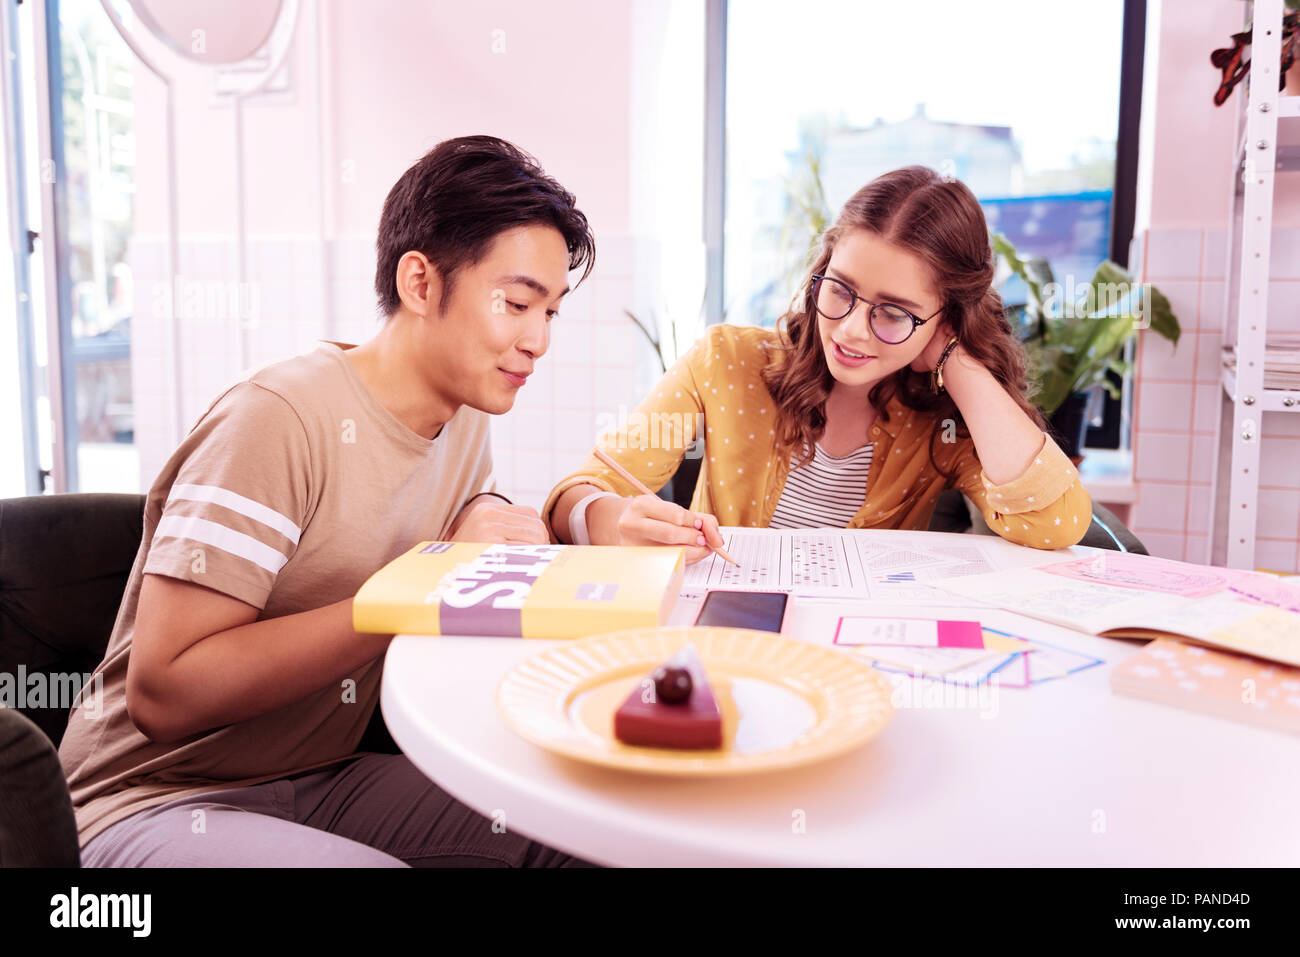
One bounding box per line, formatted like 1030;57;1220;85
353;542;686;638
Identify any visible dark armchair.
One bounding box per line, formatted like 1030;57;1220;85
0;492;399;867
0;492;141;867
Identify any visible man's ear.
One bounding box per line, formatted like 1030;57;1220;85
394;251;443;318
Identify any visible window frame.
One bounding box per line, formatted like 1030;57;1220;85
1;0;47;493
702;0;1148;452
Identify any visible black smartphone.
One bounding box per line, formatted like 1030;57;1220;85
694;589;789;633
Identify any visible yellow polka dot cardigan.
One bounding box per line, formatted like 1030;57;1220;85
542;324;1094;550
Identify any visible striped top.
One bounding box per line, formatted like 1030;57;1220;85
769;441;873;529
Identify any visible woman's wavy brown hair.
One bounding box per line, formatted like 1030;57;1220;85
760;165;1045;480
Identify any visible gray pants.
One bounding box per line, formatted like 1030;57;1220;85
81;753;595;867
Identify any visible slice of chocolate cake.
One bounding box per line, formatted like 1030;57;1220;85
613;642;723;750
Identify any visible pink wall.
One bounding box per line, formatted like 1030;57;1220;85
128;0;660;509
1138;0;1300;230
133;0;631;240
323;1;631;239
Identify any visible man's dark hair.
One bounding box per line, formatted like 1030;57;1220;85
374;135;596;315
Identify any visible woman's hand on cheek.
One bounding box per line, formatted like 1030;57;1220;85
909;321;958;374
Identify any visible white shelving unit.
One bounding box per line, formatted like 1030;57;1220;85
1215;0;1300;569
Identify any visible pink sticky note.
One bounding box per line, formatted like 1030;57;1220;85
936;619;985;649
834;616;985;648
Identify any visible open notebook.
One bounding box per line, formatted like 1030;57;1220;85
936;553;1300;667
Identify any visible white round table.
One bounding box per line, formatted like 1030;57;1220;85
380;533;1300;866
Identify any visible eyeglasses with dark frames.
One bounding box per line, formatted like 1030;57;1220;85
810;273;944;345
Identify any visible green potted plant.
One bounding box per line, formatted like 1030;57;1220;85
992;233;1182;460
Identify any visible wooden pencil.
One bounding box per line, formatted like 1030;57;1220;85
592;448;741;567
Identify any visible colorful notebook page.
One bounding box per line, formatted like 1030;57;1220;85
832;616;1007;678
947;652;1022;687
1039;552;1229;599
837;619;1100;688
833;616;985;648
844;643;1002;675
870;652;1019;688
833;617;1030;652
987;653;1031;688
1024;639;1105;684
978;628;1104;686
1110;637;1300;736
1223;570;1300;614
982;630;1032;654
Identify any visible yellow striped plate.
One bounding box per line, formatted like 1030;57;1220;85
495;626;894;776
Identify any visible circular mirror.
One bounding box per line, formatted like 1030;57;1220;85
127;0;284;65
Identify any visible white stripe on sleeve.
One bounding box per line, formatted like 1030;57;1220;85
167;483;302;545
154;514;291;575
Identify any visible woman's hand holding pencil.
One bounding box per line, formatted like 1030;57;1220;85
612;494;734;566
592;449;739;567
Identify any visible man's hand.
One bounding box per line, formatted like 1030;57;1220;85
449;496;550;544
615;494;724;565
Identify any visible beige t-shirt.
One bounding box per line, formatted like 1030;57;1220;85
58;342;494;847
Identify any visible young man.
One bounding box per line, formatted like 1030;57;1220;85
58;135;597;867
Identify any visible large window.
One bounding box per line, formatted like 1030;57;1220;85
10;0;138;493
53;0;138;491
721;0;1128;329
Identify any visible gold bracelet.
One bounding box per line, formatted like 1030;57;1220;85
931;336;961;394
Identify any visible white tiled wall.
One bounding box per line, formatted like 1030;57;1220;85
489;235;668;511
1129;226;1300;571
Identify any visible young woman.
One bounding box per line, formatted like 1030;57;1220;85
545;165;1093;562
